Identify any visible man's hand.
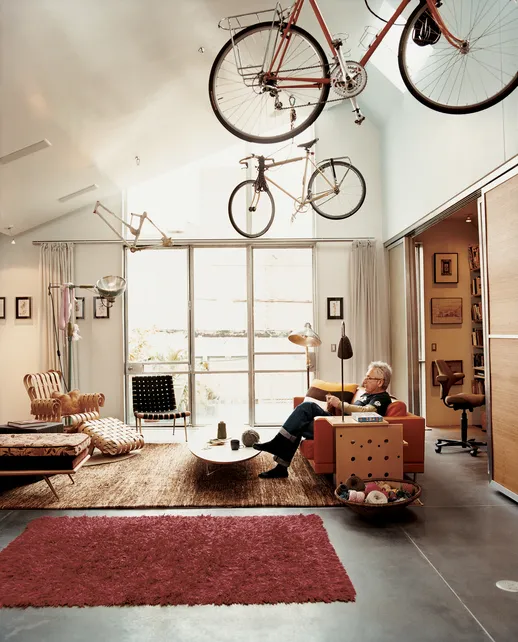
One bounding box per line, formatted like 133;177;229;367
326;394;341;412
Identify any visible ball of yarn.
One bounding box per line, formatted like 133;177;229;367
365;482;382;496
365;490;388;505
355;491;365;503
345;475;366;492
241;429;261;447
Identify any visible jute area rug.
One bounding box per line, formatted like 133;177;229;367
0;514;355;607
0;443;341;509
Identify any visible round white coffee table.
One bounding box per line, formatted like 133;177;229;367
188;430;260;476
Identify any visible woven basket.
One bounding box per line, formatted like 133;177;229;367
335;478;422;517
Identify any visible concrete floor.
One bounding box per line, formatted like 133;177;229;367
0;426;517;642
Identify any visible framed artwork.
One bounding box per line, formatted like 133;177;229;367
0;297;5;319
431;297;462;324
327;297;343;320
75;297;85;320
15;297;32;319
434;252;458;283
93;297;110;319
431;360;463;387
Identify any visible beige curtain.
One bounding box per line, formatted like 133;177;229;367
348;240;390;383
40;243;75;385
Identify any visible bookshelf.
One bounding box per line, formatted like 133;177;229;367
468;244;484;395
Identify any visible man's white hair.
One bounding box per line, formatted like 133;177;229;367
368;361;392;389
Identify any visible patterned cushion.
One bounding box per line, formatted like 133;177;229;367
0;433;90;457
51;389;82;414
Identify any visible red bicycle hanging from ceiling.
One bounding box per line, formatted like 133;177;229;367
209;0;518;144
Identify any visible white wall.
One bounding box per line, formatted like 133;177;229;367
0;195;125;424
0;102;386;424
382;91;518;241
314;103;386;383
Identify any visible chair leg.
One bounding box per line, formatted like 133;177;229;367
68;474;75;484
184;417;188;442
435;409;487;455
172;417;176;437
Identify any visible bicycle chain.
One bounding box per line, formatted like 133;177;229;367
266;63;348;109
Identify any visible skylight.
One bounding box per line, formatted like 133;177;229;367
366;0;433;93
367;1;407;93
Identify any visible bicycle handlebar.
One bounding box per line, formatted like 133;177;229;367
239;154;275;166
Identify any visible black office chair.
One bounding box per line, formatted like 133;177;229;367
434;360;486;456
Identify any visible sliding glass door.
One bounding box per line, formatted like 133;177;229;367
125;245;314;427
253;248;314;424
192;248;249;426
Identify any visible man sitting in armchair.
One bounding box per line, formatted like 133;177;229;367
254;361;393;479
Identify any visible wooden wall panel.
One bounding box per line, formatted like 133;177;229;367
485;174;518;335
490;338;518;495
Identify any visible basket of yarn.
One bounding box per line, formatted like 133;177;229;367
335;475;421;517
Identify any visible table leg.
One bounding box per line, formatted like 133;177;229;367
43;475;59;500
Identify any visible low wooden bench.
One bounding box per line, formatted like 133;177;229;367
0;433;91;499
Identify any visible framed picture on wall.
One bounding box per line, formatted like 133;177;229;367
93;297;110;319
431;297;462;324
0;297;5;319
431;360;463;387
15;297;32;319
75;297;85;320
434;253;458;283
327;297;343;320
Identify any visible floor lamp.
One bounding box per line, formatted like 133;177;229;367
337;321;354;422
48;276;127;391
288;322;322;389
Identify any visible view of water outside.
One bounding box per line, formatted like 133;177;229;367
126;246;314;427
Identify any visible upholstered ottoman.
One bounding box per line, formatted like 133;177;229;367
0;433;91;499
81;417;145;456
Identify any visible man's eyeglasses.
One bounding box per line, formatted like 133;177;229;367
364;377;382;381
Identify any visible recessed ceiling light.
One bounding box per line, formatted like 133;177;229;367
0;139;52;165
58;184;99;203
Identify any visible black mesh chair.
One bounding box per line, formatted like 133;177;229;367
132;375;190;441
434;359;486;456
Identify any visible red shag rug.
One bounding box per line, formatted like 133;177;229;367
0;514;355;608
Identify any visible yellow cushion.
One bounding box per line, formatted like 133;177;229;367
309;380;358;394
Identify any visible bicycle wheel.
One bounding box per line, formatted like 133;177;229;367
307;160;366;220
228;180;276;238
209;22;330;144
398;0;518;114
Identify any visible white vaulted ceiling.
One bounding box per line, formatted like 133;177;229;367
0;0;404;237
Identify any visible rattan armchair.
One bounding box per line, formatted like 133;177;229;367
23;370;105;431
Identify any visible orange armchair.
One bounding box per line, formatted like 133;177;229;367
295;388;425;479
23;370;105;432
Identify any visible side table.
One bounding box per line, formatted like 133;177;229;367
0;422;64;435
328;416;404;485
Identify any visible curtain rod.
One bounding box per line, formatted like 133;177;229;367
32;237;375;246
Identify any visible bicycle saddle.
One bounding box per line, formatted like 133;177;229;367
297;138;319;150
